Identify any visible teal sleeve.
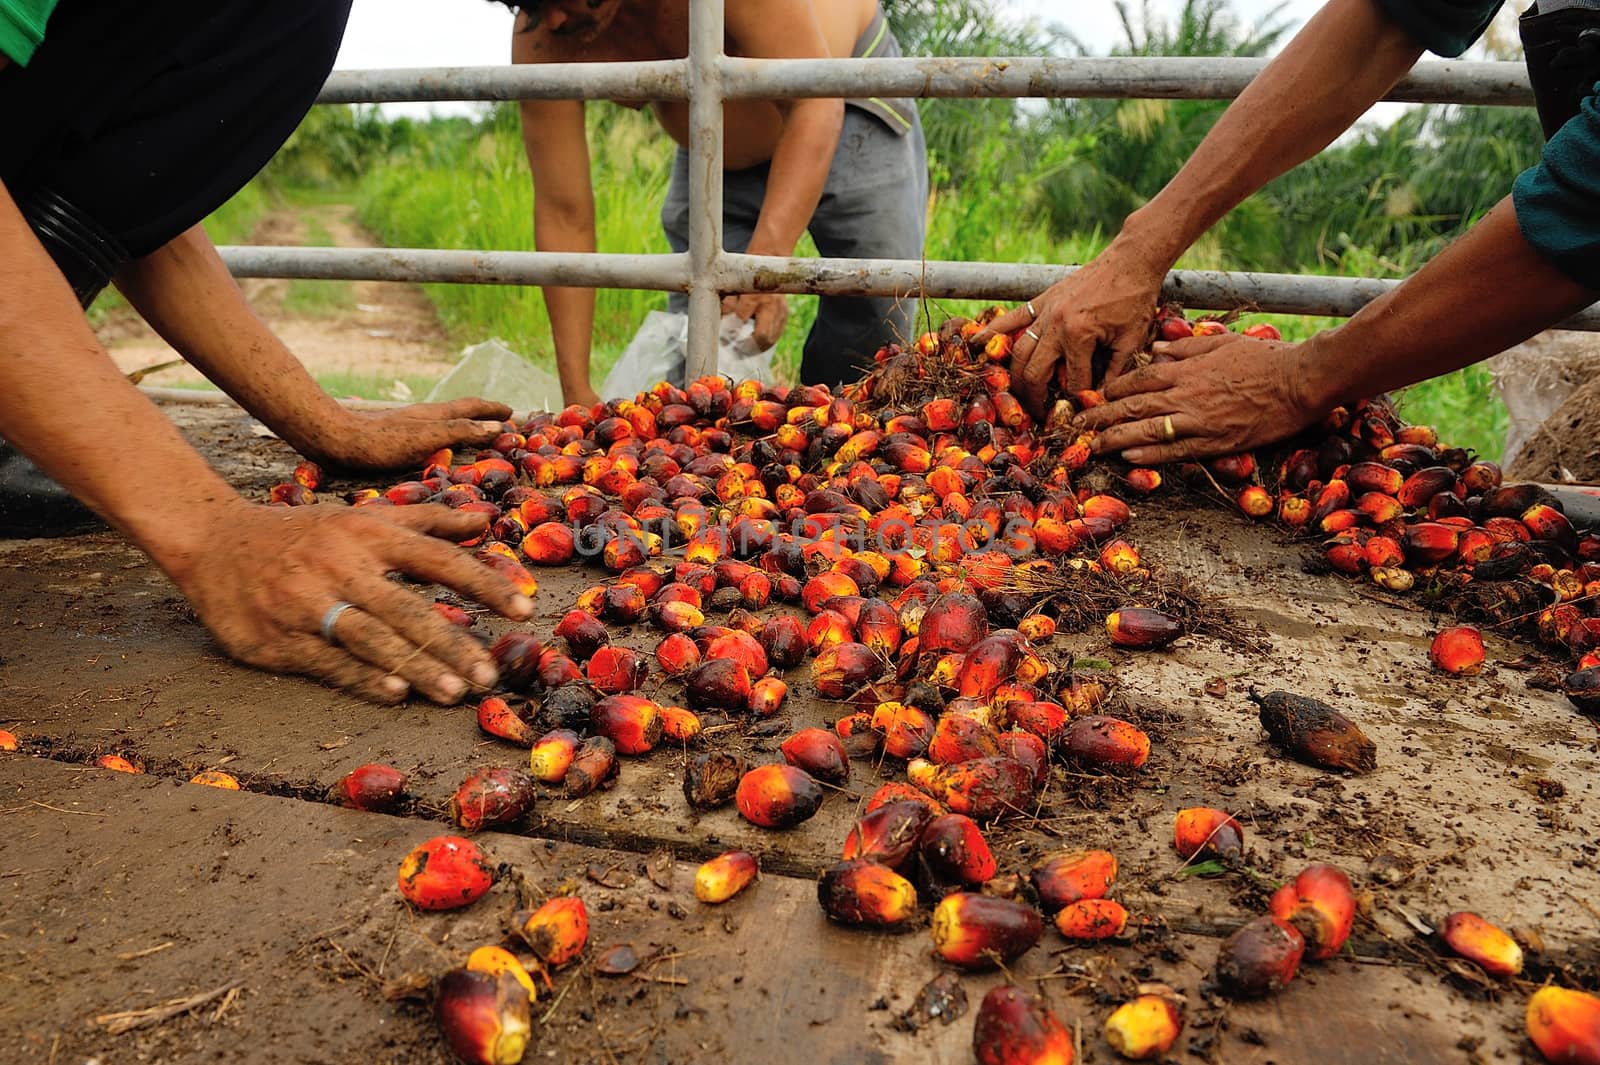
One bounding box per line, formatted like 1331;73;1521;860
0;0;56;66
1371;0;1503;57
1513;88;1600;290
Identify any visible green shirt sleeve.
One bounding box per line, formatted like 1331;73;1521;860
1513;88;1600;289
1372;0;1504;57
0;0;57;66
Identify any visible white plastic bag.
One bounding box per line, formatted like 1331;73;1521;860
600;310;775;400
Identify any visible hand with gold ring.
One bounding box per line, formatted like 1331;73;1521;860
1075;333;1327;464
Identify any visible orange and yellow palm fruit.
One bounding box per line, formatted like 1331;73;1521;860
1172;807;1244;862
1054;898;1128;941
188;770;240;789
735;764;824;829
1441;912;1523;977
398;836;495;911
1526;986;1600;1065
466;946;538;1004
816;859;918;929
527;730;579;784
1031;849;1116;912
1104;986;1184;1061
1430;626;1486;675
695;850;759;904
1268;863;1356;960
931;893;1043;970
1064;716;1150;769
478;696;537;747
515;896;589;967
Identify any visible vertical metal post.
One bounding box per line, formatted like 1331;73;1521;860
685;0;725;382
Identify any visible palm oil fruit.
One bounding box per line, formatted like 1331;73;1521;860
735;764;824;829
1430;626;1486;675
449;768;537;833
1105;607;1182;649
515;896;588;967
694;850;758;904
435;968;531;1065
1172;807;1244;862
1268;863;1356;960
398;836;495;911
1054;898;1128;941
817;859;918;929
1441;912;1523;977
1214;916;1304;998
1526;985;1600;1065
972;985;1074;1065
1031;849;1117;912
931;893;1043;970
332;763;409;813
1104;986;1184;1061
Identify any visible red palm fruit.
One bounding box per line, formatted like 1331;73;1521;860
553;610;608;660
1460;459;1502;494
1236;485;1274;519
1356;491;1403;525
737;571;772;609
1431;626;1486;675
1031;849;1117;912
920;813;998;885
1526;986;1600;1065
651;599;705;633
1325;533;1369;575
999;730;1049;787
1308;479;1351;525
528;729;579;783
574;585;607;616
813;642;886;699
591;694;663;755
708;630;768;676
1403;522;1461;565
1004;701;1070;746
920;593;990;655
331;763;408;813
1080;493;1131;527
973;985;1074;1065
476;552;539;598
695;850;758;904
1346;461;1404;496
520;522;576;566
601;535;644;572
1398;466;1459;509
863;782;944;818
806;609;854;654
1268;863;1356;961
435;968;532;1065
0;729;17;752
759;615;807;668
736;764;824;828
817;859;919;929
384;481;434;505
1096;538;1141;575
515;896;588;967
619;565;666;599
1524;503;1579;550
1018;614;1057;641
564;736;618;798
856;599;904;656
658;705;701;743
1159;314;1195;340
872;701;936;759
802;571;859;614
685;659;753;710
1364;534;1405;569
1105;608;1182;650
478;697;536;747
655;632;701;677
450;768;538;832
928;713;1003;764
1055;898;1128;941
290;459;324;490
601;584;648;624
586;646;648;694
1123;468;1162;495
269;482;315;506
654;581;703;609
931;893;1043;969
1441;912;1523;977
398;836;494;911
957;635;1024;700
843;800;934;870
781;728;849;784
1209;452;1256;483
1172;808;1244;861
1215;916;1305;998
1104;987;1184;1061
921;757;1037;821
432;601;474;629
748;676;789;716
1279;494;1312;528
1065;716;1150;770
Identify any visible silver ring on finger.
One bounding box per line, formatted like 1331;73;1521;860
1024;328;1042;343
321;600;357;645
1026;301;1037;319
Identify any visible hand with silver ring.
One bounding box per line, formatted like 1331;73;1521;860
321;600;356;645
1024;328;1042;343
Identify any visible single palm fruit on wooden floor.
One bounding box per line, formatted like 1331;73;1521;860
527;729;579;783
1268;863;1356;960
817;859;918;929
563;736;617;798
95;754;140;773
842;800;933;871
932;893;1043;969
0;728;16;752
1054;898;1127;941
735;764;824;829
398;836;494;911
332;763;408;813
683;751;747;810
920;813;997;885
1215;916;1304;998
1105;607;1183;650
1031;849;1116;912
188;770;240;789
1104;986;1184;1060
466;946;538;1004
1526;986;1600;1065
780;728;849;785
972;985;1074;1065
1441;912;1523;977
450;768;537;833
435;968;531;1065
1064;716;1150;769
1250;688;1376;773
478;697;536;747
1173;808;1244;861
694;850;758;904
515;896;588;967
1430;626;1486;675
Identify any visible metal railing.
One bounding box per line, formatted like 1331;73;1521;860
217;3;1594;386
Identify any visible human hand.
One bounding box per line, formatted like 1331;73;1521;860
309;398;515;472
169;502;534;704
1075;333;1325;464
976;253;1168;419
722;292;790;350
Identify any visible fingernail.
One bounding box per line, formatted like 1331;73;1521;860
382;675;408;696
1151;342;1170;353
470;663;498;688
439;673;467;700
474;420;502;432
509;594;534;617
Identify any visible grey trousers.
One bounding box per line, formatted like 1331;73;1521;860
662;105;929;388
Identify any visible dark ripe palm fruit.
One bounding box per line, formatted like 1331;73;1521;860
1104;987;1185;1061
1268;863;1356;961
586;646;648;694
1250;688;1376;773
866;780;947;817
695;850;758;904
842;800;934;870
1524;503;1579;551
436;968;531;1065
920;593;990;655
972;985;1074;1065
1030;849;1117;912
590;694;664;755
535;649;584;690
872;701;936;759
601;584;648;624
554;609;609;660
528;729;580;784
1215;916;1305;998
397;836;495;911
922;757;1036;822
1481;481;1555;517
780;728;850;784
1564;667;1600;715
1064;716;1150;770
1054;898;1128;941
1526;986;1600;1065
1308;479;1351;525
490;633;545;692
1461;459;1502;494
736;764;824;829
1345;461;1404;496
655;632;702;677
564;737;618;798
920;813;998;885
1173;807;1245;861
928;713;1003;765
1441;912;1523;977
331;763;408;813
1430;626;1486;675
957;634;1024;701
533;685;593;734
817;859;919;929
450;768;538;833
857;599;904;656
760;615;807;669
931;893;1043;970
268;482;315;506
477;697;537;747
520;521;576;566
1004;701;1070;747
999;730;1050;787
683;751;748;810
1105;608;1182;650
1397;466;1458;509
748;676;789;716
686;658;753;711
515;896;589;967
813;642;886;699
1209;452;1256;483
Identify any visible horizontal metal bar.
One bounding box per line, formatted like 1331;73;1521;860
214;245;1600;331
317;57;1532;107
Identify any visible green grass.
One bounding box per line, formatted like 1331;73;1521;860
315;371;445;403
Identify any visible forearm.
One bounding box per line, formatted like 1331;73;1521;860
1117;0;1422;268
111;225;349;460
746;99;843;257
1301;199;1597;408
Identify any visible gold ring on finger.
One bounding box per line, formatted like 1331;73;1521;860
1160;415;1177;443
